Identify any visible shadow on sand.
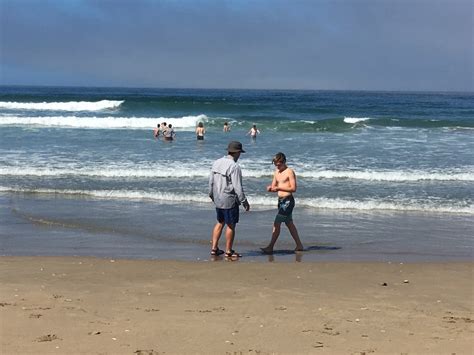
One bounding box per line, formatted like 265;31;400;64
244;245;342;257
209;245;342;262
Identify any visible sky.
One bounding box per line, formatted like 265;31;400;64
0;0;472;91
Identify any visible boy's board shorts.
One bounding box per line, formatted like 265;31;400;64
275;195;295;223
216;205;240;225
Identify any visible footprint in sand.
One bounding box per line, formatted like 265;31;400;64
321;325;340;336
35;334;60;342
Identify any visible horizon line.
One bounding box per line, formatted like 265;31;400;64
0;84;472;95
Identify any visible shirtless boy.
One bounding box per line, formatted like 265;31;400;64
261;152;304;254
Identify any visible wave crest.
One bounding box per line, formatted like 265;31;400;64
1;187;471;215
298;169;474;182
1;166;472;182
344;117;371;124
0;114;207;129
0;100;124;111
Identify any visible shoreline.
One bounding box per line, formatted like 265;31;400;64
1;256;472;354
2;193;473;263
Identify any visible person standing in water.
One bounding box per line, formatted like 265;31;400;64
223;122;230;132
247;124;260;139
209;141;250;258
163;123;175;141
261;152;304;254
153;124;160;138
196;122;205;140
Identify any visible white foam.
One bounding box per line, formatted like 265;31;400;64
344;117;371;124
298;169;474;182
0;100;124;111
0;186;210;204
0;186;472;215
0;114;207;129
297;196;473;214
250;194;474;215
0;166;213;178
2;166;472;182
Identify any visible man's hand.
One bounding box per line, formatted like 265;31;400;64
242;200;250;211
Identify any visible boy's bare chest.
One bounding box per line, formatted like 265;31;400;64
275;171;290;184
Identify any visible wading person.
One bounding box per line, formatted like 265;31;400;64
247;124;260;139
261;152;303;254
196;121;205;140
209;141;250;258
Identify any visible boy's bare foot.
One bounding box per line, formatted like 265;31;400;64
260;246;273;254
295;246;304;252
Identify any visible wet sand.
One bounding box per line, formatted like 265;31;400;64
3;194;473;263
0;256;472;354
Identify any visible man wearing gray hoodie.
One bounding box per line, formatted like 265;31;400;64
209;141;250;258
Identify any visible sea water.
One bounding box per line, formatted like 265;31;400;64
0;86;472;261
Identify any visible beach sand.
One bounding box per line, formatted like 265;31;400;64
0;257;472;354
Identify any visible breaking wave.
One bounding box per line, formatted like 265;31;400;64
0;100;124;111
1;186;472;215
343;117;372;124
1;113;472;132
1;166;472;182
0;114;207;129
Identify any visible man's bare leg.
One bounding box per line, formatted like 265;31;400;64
286;221;304;251
225;223;235;253
261;222;281;254
211;221;224;251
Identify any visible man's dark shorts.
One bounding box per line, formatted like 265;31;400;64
275;195;295;223
216;205;240;225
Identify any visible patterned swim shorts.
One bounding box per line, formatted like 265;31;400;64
274;195;295;223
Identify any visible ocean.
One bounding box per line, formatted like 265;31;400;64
0;86;472;262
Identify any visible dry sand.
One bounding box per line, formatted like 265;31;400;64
0;256;472;354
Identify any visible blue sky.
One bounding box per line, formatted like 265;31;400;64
0;0;472;91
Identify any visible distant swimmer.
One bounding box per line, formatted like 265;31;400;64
153;124;160;138
196;122;205;140
163;123;176;141
157;122;167;138
247;124;260;139
223;122;230;132
160;122;167;133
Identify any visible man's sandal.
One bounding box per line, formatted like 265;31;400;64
210;248;224;256
225;249;242;258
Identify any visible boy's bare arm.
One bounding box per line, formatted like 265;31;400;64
267;173;278;192
288;168;297;192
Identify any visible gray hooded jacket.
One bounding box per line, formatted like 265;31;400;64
209;155;247;209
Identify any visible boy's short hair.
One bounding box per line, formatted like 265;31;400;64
272;152;286;164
